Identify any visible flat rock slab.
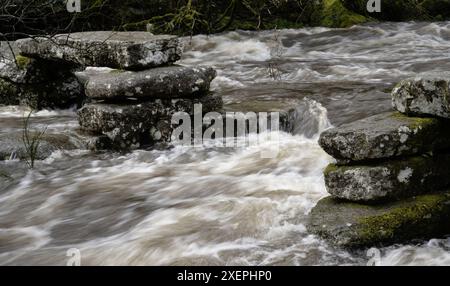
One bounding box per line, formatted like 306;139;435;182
308;193;450;248
16;32;183;70
78;94;223;149
76;66;216;100
392;77;450;119
319;112;450;163
324;153;450;202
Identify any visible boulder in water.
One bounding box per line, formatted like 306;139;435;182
0;75;84;110
76;66;216;100
319;112;450;163
308;192;450;248
78;94;223;149
0;53;84;109
16;32;183;70
0;132;81;161
324;153;450;202
392;77;450;119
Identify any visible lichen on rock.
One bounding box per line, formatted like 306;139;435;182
307;191;450;248
319;112;450;163
324;153;450;202
392;76;450;119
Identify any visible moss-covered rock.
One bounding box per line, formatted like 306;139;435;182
324;153;450;202
314;0;368;28
319;112;450;163
308;192;450;248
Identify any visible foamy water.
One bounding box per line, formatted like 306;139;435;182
1;22;450;265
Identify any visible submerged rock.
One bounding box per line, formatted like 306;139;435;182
0;132;80;161
76;66;216;100
392;77;450;119
324;153;450;202
319;112;450;163
0;161;28;192
308;192;450;248
78;94;223;149
16;32;183;70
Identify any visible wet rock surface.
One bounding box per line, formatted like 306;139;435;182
77;66;216;100
324;153;450;202
78;94;223;149
0;161;28;192
308;192;450;248
319;112;450;163
0;53;84;109
16;32;183;70
392;77;450;119
0;56;49;84
0;75;84;110
0;132;81;161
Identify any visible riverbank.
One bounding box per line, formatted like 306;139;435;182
3;1;450;39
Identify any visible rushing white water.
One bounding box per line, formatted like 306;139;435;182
1;22;450;265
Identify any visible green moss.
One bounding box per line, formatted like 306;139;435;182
324;163;340;176
389;112;436;130
319;0;368;28
357;193;450;245
15;55;31;70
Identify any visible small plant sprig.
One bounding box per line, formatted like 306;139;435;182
22;110;47;169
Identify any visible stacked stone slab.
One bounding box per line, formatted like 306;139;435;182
0;42;83;109
14;32;222;149
308;76;450;248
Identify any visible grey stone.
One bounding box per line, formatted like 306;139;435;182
0;56;48;84
392;76;450;119
16;32;183;70
307;192;450;248
319;112;450;163
0;132;80;161
78;94;223;149
76;66;216;100
0;75;84;110
324;153;450;202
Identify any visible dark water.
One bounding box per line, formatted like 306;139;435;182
1;22;450;265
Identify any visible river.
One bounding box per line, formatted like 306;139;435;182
1;22;450;265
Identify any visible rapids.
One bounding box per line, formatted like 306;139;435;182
1;22;450;265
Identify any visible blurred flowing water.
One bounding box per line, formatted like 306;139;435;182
1;22;450;265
